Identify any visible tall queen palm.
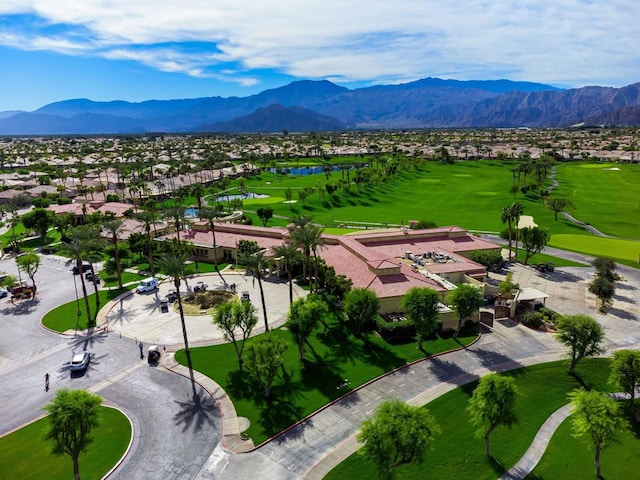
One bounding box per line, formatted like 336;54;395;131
135;210;159;276
272;242;301;306
239;250;269;332
199;207;225;284
156;253;192;357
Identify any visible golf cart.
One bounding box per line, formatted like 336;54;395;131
147;345;161;365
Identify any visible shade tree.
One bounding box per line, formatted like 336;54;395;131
244;334;288;398
519;226;550;265
43;389;103;480
467;373;518;458
555;314;605;374
569;389;626;478
401;287;441;351
357;399;440;480
212;301;258;370
448;284;484;339
609;349;640;413
343;288;380;335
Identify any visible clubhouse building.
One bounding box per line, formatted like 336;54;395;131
164;223;501;325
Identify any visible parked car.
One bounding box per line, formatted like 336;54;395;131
72;262;92;275
136;277;159;293
0;287;8;298
70;351;91;371
85;271;101;284
194;281;207;292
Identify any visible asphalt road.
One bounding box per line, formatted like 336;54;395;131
0;254;222;479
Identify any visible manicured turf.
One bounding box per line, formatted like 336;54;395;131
553;162;640;239
325;358;628;480
175;312;478;445
42;287;129;332
239;161;562;234
102;270;148;287
0;406;131;480
531;409;640;479
549;234;640;268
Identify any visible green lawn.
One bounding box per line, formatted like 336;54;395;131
0;406;131;480
239;161;563;234
102;270;148;287
42;287;129;332
553;162;640;239
531;409;640;479
325;358;632;480
176;312;478;445
549;234;640;268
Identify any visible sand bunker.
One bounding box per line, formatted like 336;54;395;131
518;215;538;229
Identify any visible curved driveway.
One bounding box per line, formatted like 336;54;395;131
0;255;221;479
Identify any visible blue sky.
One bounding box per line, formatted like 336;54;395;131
1;0;639;112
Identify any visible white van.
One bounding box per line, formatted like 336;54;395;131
136;277;159;293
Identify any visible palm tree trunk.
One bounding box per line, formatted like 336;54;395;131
78;260;92;325
146;232;155;276
595;444;602;477
113;237;122;289
211;226;225;284
287;266;293;306
257;274;269;332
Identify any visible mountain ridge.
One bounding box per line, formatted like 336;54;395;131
1;77;639;134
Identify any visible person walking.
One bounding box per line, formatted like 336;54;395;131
139;341;144;360
44;373;50;392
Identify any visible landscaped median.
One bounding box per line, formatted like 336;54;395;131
325;358;640;480
0;406;131;480
41;287;129;333
175;311;478;445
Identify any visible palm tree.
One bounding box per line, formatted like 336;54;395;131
156;253;191;355
135;210;159;276
102;218;125;289
163;206;186;246
272;242;301;306
59;239;92;326
292;223;324;293
511;202;524;258
239;250;269;332
70;225;106;317
199;207;225;284
500;204;516;259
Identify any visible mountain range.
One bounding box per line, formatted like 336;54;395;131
1;77;639;135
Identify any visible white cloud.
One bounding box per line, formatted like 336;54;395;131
1;0;639;87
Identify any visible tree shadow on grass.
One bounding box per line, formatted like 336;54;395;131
487;456;507;477
259;395;305;439
301;355;348;401
316;323;361;365
225;369;261;402
173;389;218;433
359;336;406;372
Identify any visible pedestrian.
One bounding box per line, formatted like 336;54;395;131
139;341;144;359
44;372;49;392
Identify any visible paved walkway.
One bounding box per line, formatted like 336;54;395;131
499;392;632;480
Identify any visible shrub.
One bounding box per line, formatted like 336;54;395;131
31;197;51;208
521;312;544;329
375;316;415;343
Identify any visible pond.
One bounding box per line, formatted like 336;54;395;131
215;192;270;202
268;164;367;176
